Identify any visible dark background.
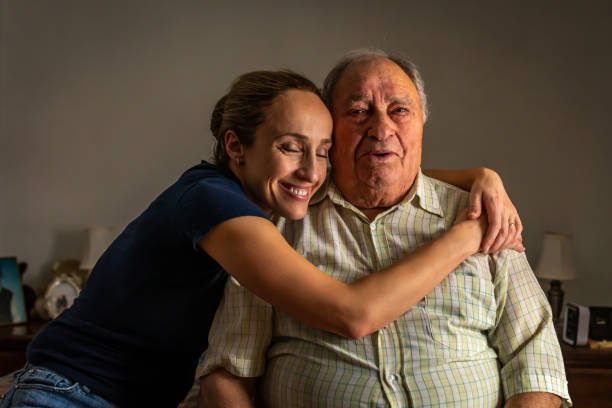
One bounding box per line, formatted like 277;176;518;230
1;0;610;306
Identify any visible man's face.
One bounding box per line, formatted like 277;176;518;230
329;58;424;205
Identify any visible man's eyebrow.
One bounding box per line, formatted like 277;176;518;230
346;93;370;104
275;133;332;145
343;93;414;106
388;96;414;106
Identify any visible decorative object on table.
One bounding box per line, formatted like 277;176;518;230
588;306;612;341
563;303;590;346
0;257;28;326
41;227;117;320
589;339;612;349
534;232;577;324
79;226;117;283
562;304;612;347
44;259;83;319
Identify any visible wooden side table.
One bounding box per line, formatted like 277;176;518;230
0;321;46;376
561;342;612;407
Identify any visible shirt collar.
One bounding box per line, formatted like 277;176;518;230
322;169;445;219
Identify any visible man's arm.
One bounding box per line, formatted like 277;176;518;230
196;277;274;407
487;250;571;406
505;392;562;408
199;369;255;408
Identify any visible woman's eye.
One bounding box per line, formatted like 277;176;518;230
280;144;300;153
316;150;329;159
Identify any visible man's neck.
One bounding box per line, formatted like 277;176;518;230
334;178;417;222
359;207;390;221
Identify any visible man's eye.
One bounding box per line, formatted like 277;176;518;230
349;109;366;116
393;107;409;114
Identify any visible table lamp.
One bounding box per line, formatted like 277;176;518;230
80;226;117;281
535;233;577;323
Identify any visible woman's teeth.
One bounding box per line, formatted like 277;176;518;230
288;186;308;196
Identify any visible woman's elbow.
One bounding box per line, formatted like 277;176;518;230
337;309;379;340
329;291;383;339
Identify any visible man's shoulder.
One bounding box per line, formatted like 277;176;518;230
419;173;470;214
421;173;470;197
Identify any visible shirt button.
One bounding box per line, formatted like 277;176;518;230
370;223;376;230
388;374;397;382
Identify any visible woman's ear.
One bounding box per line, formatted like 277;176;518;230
224;130;245;165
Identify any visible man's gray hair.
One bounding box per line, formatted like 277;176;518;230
322;49;429;123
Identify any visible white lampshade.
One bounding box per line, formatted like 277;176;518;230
535;233;577;281
80;226;117;270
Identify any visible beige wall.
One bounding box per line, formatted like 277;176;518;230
1;1;610;306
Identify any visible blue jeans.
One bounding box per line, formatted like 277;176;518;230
0;364;117;408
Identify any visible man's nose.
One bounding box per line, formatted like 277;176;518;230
368;111;395;140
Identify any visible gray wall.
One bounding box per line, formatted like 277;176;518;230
1;1;610;306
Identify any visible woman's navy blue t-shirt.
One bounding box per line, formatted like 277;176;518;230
27;161;268;407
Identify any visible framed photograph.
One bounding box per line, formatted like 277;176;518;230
0;257;28;326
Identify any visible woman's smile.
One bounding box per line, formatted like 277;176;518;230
279;182;311;200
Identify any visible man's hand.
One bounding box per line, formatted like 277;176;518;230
504;392;562;408
467;168;524;254
198;369;256;408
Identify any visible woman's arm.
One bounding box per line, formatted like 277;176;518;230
200;213;485;340
422;168;523;254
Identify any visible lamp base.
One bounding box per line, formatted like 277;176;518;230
547;280;565;325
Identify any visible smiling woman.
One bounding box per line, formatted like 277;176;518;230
0;69;519;408
224;89;332;219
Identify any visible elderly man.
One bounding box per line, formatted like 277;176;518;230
198;51;570;407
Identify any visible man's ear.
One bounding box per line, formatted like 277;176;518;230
224;130;245;165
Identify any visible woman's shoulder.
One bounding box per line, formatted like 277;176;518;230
177;161;242;196
183;160;237;184
177;161;267;218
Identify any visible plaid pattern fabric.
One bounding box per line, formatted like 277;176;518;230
199;171;570;407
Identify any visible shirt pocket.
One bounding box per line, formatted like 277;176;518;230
422;257;497;357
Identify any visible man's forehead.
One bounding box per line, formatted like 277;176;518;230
346;89;414;105
333;58;417;104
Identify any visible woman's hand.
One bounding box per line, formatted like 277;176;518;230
467;169;524;254
454;207;523;254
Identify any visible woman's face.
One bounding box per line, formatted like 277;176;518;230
240;89;333;220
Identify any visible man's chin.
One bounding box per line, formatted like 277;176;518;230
356;172;404;189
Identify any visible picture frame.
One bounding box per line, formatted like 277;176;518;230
0;257;28;326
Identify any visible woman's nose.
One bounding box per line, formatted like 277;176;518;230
296;154;320;183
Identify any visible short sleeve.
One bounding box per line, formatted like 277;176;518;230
175;176;268;251
487;250;571;406
197;277;274;378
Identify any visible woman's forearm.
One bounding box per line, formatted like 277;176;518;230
202;216;483;339
339;219;483;338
